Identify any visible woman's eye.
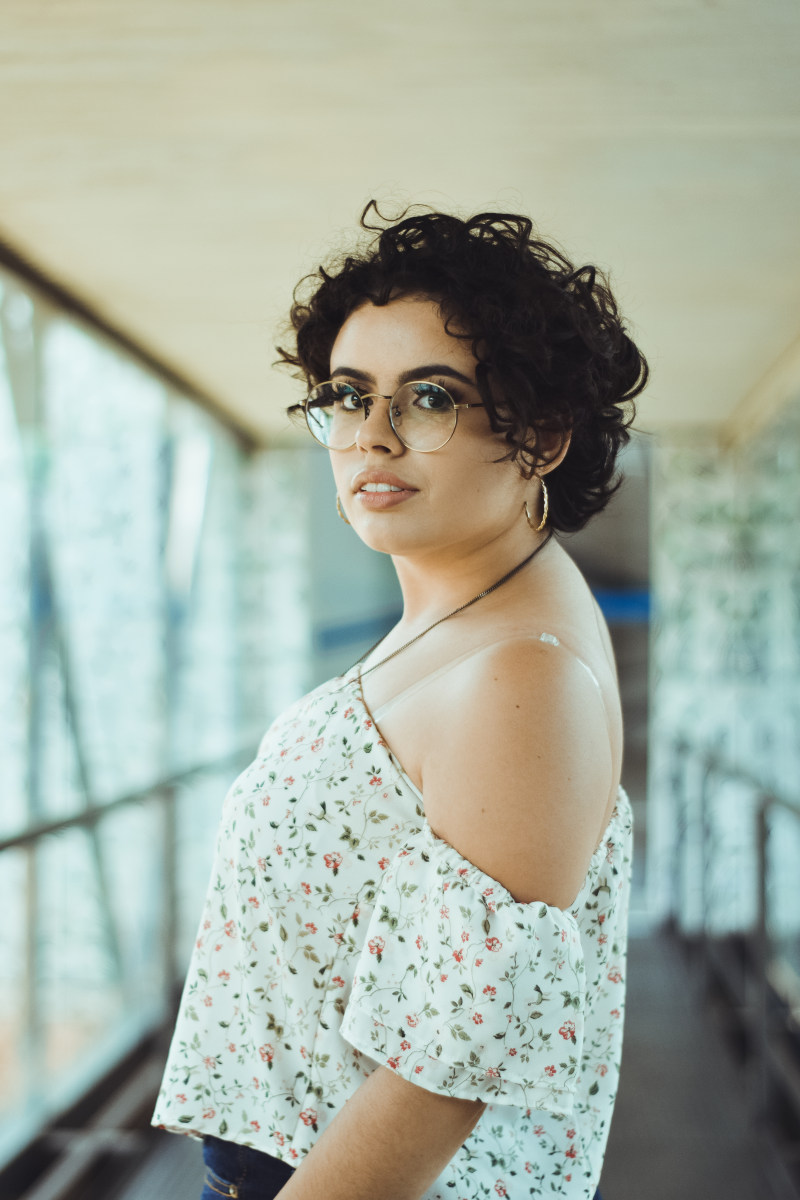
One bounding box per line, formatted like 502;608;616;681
410;384;452;412
330;384;364;411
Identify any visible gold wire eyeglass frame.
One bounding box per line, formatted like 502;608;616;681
303;382;485;452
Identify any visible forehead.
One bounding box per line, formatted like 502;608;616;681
330;297;476;376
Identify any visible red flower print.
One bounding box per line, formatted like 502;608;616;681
567;1128;575;1138
203;995;212;1007
217;969;230;981
301;881;311;895
533;1125;544;1136
559;1020;576;1042
257;857;266;871
406;1014;419;1027
284;776;294;786
305;922;317;933
369;775;381;786
379;857;389;870
509;1048;517;1056
364;719;373;728
259;1043;275;1062
440;905;449;918
483;984;496;996
596;1063;608;1076
561;929;568;942
289;1148;298;1160
276;844;283;855
565;1145;577;1159
415;935;423;950
461;931;470;942
440;974;448;982
251;1120;261;1131
177;1093;187;1104
544;1065;556;1077
273;1130;285;1146
343;707;354;718
224;920;235;938
608;968;623;983
401;1039;411;1050
598;913;606;924
472;1012;483;1025
414;1065;423;1074
387;1056;400;1069
485;937;502;952
475;958;483;966
299;1108;317;1127
599;934;608;945
611;1008;621;1018
203;1107;215;1119
368;936;385;959
203;1057;217;1068
495;1184;507;1197
248;896;260;908
525;1161;533;1172
324;852;343;873
203;919;211;930
486;1067;500;1078
228;1042;236;1053
332;975;345;988
566;1175;572;1183
311;738;324;752
453;949;463;963
457;867;468;877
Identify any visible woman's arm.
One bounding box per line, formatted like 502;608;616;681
275;1066;485;1200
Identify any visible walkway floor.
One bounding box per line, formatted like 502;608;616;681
118;930;765;1200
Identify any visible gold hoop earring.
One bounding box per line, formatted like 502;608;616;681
524;478;549;533
336;495;351;526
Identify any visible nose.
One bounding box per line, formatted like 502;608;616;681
354;394;404;454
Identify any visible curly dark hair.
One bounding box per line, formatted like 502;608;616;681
276;202;648;533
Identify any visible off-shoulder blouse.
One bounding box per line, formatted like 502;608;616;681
153;638;632;1200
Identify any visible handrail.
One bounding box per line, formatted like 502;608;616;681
673;738;800;1196
0;741;259;855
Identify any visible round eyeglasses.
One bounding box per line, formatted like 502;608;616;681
303;380;484;453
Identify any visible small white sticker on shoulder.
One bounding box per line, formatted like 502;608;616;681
539;632;560;647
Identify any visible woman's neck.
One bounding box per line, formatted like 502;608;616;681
389;529;553;634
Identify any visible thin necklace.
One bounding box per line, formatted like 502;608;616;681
351;529;554;681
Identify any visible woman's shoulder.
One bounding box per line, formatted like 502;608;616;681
417;632;617;908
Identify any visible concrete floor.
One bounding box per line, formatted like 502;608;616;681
120;929;765;1200
600;932;762;1200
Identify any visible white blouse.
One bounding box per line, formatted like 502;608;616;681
153;645;632;1200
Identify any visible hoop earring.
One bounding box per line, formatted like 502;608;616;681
336;495;351;526
524;478;549;533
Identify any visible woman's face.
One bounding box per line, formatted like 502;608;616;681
327;296;537;563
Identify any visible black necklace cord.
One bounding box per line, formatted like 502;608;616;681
351;528;554;682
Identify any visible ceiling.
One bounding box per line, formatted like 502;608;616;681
2;0;799;447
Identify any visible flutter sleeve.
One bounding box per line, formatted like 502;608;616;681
340;823;586;1112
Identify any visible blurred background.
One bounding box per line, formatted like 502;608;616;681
1;2;799;1198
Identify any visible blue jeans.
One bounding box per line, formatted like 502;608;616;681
201;1135;294;1199
201;1133;604;1199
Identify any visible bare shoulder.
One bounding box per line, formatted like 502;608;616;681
420;636;614;908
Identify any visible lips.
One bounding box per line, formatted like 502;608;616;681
351;469;418;495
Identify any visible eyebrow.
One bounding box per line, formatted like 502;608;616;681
330;363;477;388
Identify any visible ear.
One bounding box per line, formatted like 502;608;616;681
533;427;572;474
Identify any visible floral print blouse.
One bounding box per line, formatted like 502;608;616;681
153;651;632;1200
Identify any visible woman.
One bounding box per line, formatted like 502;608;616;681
153;204;648;1200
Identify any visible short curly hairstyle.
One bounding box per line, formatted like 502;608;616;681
276;202;648;533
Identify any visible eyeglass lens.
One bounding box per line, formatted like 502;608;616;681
306;382;457;451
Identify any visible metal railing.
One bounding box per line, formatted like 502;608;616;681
672;739;800;1200
0;743;256;1200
